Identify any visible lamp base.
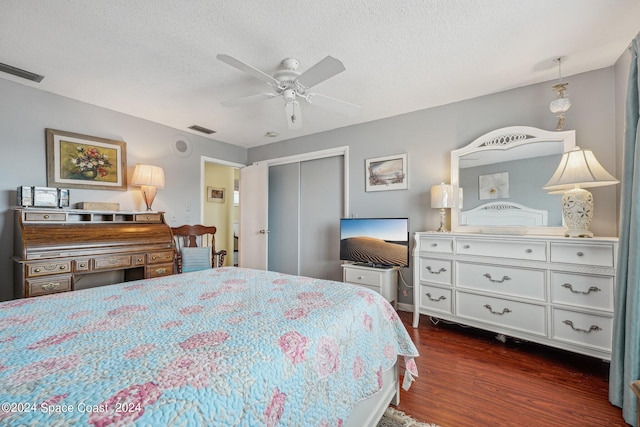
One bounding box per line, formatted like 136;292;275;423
435;208;449;233
141;185;157;211
562;188;593;238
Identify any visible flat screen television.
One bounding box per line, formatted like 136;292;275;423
339;217;410;268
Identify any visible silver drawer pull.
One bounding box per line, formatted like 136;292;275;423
525;249;533;254
108;259;120;264
463;244;470;249
155;268;167;274
430;243;438;247
357;276;364;280
483;273;511;283
425;293;446;302
577;251;584;257
562;320;602;333
561;283;601;295
483;304;511;315
426;266;447;274
41;282;60;291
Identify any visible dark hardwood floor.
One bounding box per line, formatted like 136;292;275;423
394;310;627;427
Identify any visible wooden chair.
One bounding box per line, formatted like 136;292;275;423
171;225;227;272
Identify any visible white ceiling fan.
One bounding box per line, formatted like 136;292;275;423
217;54;361;129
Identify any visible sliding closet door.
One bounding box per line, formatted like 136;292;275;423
268;163;300;275
267;155;344;281
299;156;344;281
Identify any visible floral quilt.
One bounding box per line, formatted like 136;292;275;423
0;267;418;426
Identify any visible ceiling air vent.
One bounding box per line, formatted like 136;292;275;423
188;125;216;135
0;62;44;82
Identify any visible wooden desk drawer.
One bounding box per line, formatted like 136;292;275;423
418;258;452;286
134;213;162;222
457;262;546;301
93;254;132;271
146;263;173;278
418;235;454;254
552;308;612;353
419;285;452;315
74;258;91;272
456;238;547;261
26;261;72;277
457;291;546;336
27;274;72;297
24;212;66;222
550;242;614;267
550;272;614;311
148;250;174;264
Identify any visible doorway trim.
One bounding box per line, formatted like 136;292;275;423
200;156;245;223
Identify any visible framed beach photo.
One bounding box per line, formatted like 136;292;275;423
207;187;225;203
46;129;127;190
365;153;408;192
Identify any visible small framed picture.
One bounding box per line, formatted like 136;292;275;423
207;187;225;203
365;153;408;192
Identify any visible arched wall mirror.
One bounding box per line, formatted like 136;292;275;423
451;126;575;235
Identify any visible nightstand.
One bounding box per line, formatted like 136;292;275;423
342;264;398;308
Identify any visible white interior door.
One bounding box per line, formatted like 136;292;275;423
239;162;268;270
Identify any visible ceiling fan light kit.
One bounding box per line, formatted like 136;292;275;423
217;54;361;129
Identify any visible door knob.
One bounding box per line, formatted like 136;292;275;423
259;229;269;234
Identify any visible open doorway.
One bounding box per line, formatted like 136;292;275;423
202;157;244;267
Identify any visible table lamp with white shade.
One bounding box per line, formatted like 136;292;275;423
543;147;618;237
431;183;456;232
131;164;165;211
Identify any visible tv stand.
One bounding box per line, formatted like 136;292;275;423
342;263;398;308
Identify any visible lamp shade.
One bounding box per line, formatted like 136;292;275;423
431;183;455;208
543;147;618;192
131;164;165;188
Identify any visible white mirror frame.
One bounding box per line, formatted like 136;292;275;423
451;126;576;235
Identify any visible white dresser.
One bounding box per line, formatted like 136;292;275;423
412;232;618;360
342;264;398;308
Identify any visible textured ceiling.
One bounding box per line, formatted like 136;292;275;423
1;0;639;148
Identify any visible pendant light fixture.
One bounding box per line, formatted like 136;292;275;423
549;57;571;131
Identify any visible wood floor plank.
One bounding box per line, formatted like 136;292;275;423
395;310;626;427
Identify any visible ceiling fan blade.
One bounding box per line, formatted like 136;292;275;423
221;92;278;107
295;56;345;89
217;54;280;86
285;101;302;129
307;93;361;117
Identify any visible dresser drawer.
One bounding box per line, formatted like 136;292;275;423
24;211;66;222
133;253;146;266
93;254;133;271
457;262;546;301
456;238;547;261
134;213;162;222
74;258;91;272
26;274;72;297
419;285;452;315
550;272;614;311
552;308;612;353
550;242;614;267
344;268;383;287
418;235;453;254
148;250;174;264
457;291;546;336
146;263;174;278
26;260;72;277
418;258;452;286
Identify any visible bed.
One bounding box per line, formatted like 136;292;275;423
0;267;418;426
460;201;549;226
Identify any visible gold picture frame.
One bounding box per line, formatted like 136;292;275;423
207;187;225;203
46;129;127;191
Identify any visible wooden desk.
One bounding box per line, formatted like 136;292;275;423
13;208;175;298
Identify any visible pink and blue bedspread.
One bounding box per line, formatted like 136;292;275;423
0;267;418;426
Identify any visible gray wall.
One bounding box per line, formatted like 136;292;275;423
0;78;247;301
249;67;622;305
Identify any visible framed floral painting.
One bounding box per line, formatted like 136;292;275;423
46;129;127;190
